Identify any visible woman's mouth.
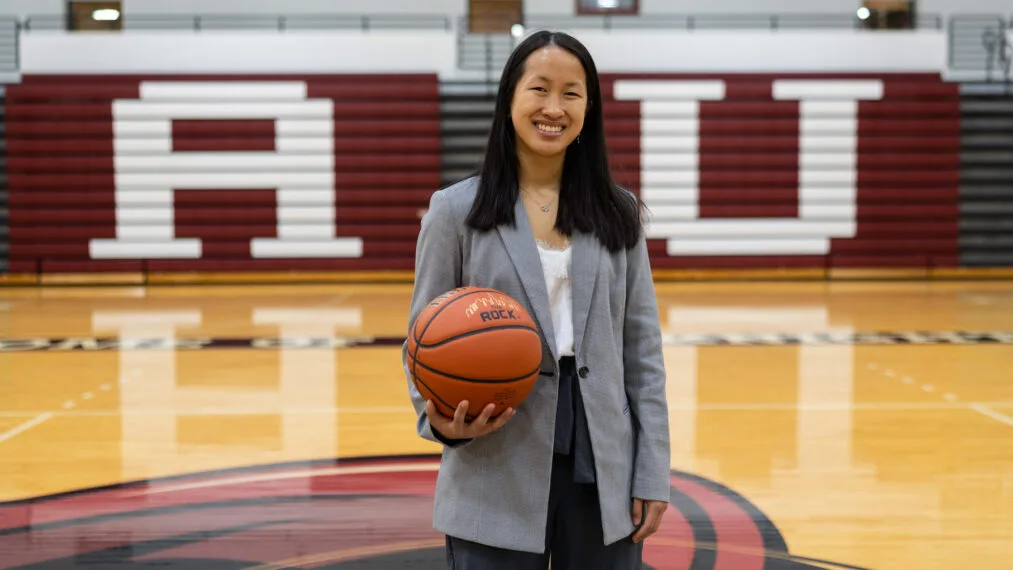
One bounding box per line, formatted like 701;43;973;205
535;122;565;136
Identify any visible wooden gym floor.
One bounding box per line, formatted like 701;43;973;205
1;280;1012;569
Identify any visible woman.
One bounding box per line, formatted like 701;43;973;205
403;30;670;569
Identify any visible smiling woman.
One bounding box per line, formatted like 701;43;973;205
403;29;671;570
511;46;587;166
465;31;644;256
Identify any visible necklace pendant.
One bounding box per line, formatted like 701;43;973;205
541;205;550;213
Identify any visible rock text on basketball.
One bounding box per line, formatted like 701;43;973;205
464;295;523;319
479;308;519;322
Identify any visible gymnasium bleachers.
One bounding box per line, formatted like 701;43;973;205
959;84;1013;267
4;74;442;275
0;9;1010;282
600;73;962;271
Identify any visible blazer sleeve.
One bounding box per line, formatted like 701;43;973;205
402;190;471;447
623;232;672;502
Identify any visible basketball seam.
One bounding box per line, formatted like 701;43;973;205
416;324;540;349
413;288;498;345
412;288;496;405
409;356;489;421
409;287;500;423
412;290;489;397
410;287;534;423
407;354;458;415
412;356;541;384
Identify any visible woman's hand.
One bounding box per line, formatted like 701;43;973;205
631;497;667;543
426;400;515;441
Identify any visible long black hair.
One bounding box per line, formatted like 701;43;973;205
463;30;643;253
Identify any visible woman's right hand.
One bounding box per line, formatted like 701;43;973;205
426;400;515;441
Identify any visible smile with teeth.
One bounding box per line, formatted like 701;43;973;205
536;122;565;134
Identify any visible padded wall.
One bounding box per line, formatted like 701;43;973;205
0;72;974;277
0;86;7;274
5;74;441;274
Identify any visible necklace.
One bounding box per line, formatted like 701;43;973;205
521;188;557;213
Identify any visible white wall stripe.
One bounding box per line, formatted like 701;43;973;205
113;100;334;119
114;154;339;171
614;80;726;100
772;80;886;100
649;219;856;238
666;238;834;255
139;81;309;101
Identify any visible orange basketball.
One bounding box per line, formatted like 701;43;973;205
406;286;542;420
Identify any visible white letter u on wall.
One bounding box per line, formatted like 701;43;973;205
613;78;884;256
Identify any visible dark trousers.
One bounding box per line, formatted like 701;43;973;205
445;453;643;569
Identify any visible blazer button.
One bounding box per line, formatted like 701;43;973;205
578;367;589;378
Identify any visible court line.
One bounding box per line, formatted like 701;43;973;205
870;360;1013;429
5;401;1013;417
121;462;441;497
969;404;1013;428
0;412;54;445
250;539;446;570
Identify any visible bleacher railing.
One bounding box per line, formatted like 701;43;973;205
11;11;949;34
2;12;1011;80
522;12;945;31
0;17;17;74
20;13;454;32
949;14;1010;73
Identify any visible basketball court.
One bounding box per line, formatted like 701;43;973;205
1;2;1012;568
2;278;1012;569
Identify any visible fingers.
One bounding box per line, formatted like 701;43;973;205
490;407;516;430
631;500;666;543
452;400;469;427
468;403;514;437
425;400;515;440
425;399;462;439
474;402;496;426
631;497;644;527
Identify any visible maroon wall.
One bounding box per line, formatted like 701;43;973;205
4;72;961;277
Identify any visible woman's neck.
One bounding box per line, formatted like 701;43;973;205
517;147;564;195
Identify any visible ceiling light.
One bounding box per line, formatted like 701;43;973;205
92;9;120;21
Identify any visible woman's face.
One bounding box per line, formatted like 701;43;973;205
510;45;588;160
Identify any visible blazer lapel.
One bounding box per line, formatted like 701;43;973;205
569;229;599;358
497;198;559;363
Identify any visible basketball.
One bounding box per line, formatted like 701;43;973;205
406;286;543;419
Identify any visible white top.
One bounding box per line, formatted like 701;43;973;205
536;240;574;358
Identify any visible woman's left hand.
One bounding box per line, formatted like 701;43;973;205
631;497;667;543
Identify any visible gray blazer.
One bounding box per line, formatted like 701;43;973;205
402;176;670;554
